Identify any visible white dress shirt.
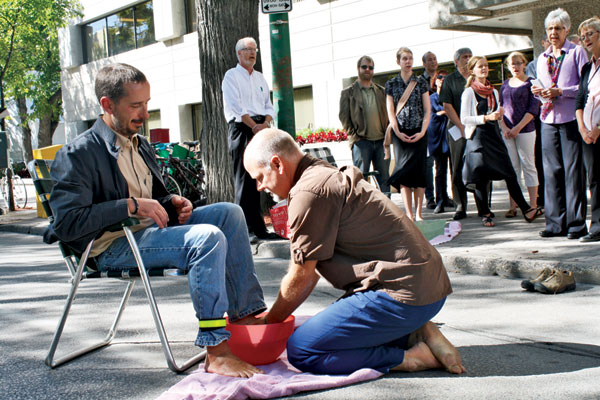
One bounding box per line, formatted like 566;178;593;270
222;64;275;123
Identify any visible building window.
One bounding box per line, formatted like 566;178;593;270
191;103;203;140
142;110;162;138
294;86;314;132
185;0;197;34
82;1;156;63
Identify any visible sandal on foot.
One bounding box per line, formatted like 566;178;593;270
524;207;544;223
482;215;495;227
505;209;517;218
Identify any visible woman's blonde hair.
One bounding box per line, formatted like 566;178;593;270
505;52;528;76
465;55;486;88
578;17;600;37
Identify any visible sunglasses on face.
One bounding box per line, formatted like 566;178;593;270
360;65;374;70
436;75;446;80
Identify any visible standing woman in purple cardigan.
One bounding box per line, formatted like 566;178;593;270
499;51;542;218
531;8;589;239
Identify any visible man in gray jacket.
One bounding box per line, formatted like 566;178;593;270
339;55;389;192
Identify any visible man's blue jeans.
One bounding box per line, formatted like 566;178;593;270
286;290;445;374
352;139;390;193
96;202;266;347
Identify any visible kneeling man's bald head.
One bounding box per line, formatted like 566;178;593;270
244;128;304;199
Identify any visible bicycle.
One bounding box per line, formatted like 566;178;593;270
1;159;28;209
151;141;207;206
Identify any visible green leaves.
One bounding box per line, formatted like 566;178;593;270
0;0;82;124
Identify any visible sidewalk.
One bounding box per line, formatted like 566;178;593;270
4;188;598;284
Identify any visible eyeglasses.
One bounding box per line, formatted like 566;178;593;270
360;65;374;70
241;47;259;53
436;75;446;80
580;31;599;42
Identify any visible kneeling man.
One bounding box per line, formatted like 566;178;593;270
244;128;465;375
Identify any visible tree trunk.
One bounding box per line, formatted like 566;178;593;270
16;97;33;162
196;0;260;203
37;88;62;149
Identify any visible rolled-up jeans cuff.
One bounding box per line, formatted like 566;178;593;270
195;328;231;347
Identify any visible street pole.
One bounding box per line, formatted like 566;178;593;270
269;12;295;138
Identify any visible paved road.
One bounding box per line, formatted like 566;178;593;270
1;231;600;399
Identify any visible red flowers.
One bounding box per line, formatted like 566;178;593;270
296;128;348;146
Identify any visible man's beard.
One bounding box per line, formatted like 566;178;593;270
264;189;282;203
114;115;142;137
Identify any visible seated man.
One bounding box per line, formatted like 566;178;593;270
44;63;266;378
243;128;466;375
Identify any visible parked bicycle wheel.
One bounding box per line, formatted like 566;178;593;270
164;175;182;196
1;173;27;209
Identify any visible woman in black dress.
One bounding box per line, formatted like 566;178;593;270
460;56;543;227
384;47;431;221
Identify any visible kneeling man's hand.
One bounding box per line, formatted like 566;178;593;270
132;198;170;228
172;195;193;224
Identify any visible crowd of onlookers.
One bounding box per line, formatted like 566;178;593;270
340;8;600;242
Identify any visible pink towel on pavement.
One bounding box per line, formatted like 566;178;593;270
155;352;383;400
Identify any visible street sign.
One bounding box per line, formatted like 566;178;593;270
261;0;292;14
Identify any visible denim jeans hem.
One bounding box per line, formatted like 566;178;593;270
195;328;231;347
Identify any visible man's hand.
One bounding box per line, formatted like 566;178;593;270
131;198;169;228
171;195;193;224
252;122;269;135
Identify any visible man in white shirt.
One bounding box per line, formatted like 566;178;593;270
222;37;279;240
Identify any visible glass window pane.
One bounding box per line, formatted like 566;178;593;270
135;1;155;47
185;0;197;34
83;19;108;62
107;8;135;56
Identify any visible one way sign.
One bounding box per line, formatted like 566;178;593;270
261;0;292;14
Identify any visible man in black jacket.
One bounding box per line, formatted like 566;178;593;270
45;63;266;378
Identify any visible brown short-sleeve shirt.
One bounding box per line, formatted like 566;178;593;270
288;155;452;306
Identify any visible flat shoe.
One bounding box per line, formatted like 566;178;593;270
505;209;517;218
482;215;495;227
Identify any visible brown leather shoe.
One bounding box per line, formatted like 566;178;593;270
534;270;576;294
520;268;552;292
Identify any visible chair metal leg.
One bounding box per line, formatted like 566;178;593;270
46;239;135;368
123;227;206;373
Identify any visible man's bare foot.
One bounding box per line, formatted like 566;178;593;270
390;342;442;372
204;341;263;378
231;313;265;325
419;321;466;374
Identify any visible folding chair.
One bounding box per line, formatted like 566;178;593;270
28;159;206;373
302;146;382;191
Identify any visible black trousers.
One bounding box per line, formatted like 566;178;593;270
541;121;587;234
431;147;451;205
583;139;600;235
447;131;468;212
228;116;268;235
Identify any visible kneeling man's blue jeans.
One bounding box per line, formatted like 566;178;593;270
96;202;266;347
287;290;445;374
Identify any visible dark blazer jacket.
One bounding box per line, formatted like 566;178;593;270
44;117;177;254
339;80;388;147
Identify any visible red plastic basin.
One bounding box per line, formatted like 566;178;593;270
225;314;295;366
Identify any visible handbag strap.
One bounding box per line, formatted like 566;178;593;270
385;79;418;146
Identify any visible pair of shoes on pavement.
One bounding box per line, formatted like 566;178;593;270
521;268;576;294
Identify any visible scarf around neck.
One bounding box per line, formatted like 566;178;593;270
470;79;496;112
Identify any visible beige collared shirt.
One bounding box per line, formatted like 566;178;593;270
91;133;155;257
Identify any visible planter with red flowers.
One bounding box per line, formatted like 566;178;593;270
295;128;352;167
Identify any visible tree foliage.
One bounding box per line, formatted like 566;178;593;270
0;0;81;156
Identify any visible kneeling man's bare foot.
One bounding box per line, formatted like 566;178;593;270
391;342;442;372
420;321;466;374
204;341;263;378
